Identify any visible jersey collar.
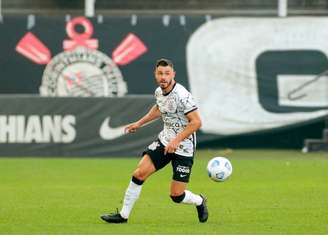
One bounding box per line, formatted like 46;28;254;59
163;82;177;96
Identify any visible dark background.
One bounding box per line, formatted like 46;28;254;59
0;15;205;94
0;15;327;150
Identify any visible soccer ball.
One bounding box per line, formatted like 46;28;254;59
207;157;233;182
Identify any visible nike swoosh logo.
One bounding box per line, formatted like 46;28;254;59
99;117;126;140
180;174;187;177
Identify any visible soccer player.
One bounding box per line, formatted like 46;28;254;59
101;58;208;223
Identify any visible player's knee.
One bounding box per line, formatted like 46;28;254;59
170;192;185;203
133;168;148;181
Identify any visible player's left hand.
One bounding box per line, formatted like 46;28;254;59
164;139;180;155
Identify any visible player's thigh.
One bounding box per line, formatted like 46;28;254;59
170;180;188;196
133;154;156;180
170;155;192;195
144;140;171;171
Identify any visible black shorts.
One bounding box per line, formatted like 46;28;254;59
142;140;194;183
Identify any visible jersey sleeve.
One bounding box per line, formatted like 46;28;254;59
181;93;198;115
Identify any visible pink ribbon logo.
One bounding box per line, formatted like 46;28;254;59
63;17;98;51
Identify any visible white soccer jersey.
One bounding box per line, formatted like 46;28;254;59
155;83;198;157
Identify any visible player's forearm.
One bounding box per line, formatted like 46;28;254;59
174;119;201;143
137;105;161;126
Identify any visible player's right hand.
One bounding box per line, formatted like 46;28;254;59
124;122;141;133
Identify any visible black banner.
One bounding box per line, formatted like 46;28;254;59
0;96;164;156
0;15;206;95
0;16;327;155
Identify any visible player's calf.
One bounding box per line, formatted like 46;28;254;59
170;192;186;203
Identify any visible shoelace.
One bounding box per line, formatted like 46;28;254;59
109;208;120;216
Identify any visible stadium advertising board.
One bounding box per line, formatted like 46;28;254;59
0;16;327;155
0;97;161;156
187;17;328;136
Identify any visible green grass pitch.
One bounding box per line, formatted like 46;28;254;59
0;149;327;235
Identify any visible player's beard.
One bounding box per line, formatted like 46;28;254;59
160;79;172;90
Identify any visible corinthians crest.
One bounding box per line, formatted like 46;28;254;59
15;16;148;97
